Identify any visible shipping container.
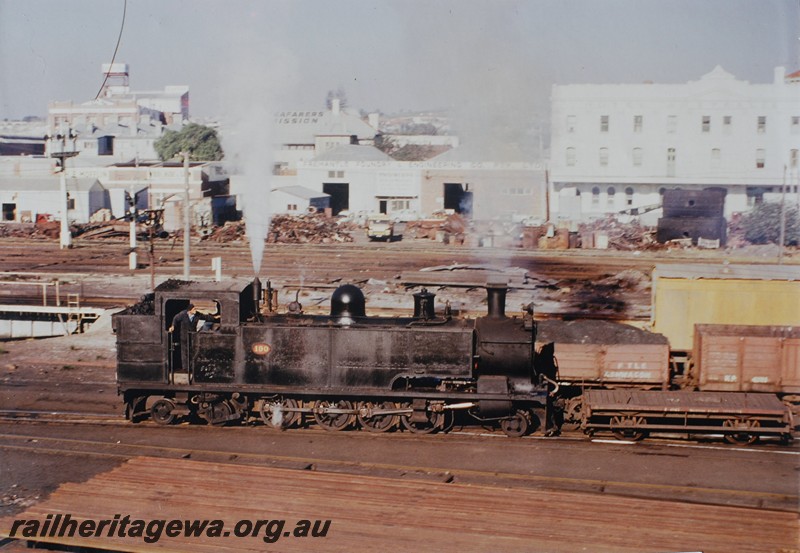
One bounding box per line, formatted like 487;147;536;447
694;324;800;394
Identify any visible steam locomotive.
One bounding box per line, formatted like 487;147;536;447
113;278;550;436
112;279;794;444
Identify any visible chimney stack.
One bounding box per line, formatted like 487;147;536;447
485;283;507;319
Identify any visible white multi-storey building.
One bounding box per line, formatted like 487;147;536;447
549;66;800;220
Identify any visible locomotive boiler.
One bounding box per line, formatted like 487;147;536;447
113;278;550;436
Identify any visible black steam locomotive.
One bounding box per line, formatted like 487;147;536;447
113;278;551;436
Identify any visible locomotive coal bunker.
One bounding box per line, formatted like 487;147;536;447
113;278;551;436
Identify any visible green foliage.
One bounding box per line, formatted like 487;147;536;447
742;202;800;246
154;123;224;162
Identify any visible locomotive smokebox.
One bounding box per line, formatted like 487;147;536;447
486;283;507;318
330;284;366;321
412;288;436;320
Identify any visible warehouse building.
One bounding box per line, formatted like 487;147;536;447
550;66;800;221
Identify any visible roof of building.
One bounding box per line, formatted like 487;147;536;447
312;144;393;162
431;140;534;164
271;185;330;200
786;69;800;80
0;176;102;192
276;108;376;144
654;263;800;282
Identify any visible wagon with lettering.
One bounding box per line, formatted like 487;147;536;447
692;324;800;398
534;320;670;424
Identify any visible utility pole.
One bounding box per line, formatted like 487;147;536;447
129;158;138;270
49;130;78;249
779;164;787;265
182;151;191;280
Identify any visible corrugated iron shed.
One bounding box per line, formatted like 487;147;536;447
652;263;800;350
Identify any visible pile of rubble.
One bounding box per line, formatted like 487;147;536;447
268;213;356;244
202;214;356;244
0;221;75;240
577;217;663;251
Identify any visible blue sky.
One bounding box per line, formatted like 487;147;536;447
1;0;798;124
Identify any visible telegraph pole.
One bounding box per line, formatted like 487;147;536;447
779;164;787;265
182;151;191;279
129;157;138;270
49;130;78;249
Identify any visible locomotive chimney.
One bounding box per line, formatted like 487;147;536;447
485;283;507;319
252;276;262;308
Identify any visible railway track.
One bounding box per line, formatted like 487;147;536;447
0;417;796;512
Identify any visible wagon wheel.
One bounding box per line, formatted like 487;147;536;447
313;400;355;431
723;418;760;445
500;410;531;438
610;415;647;441
400;403;445;434
260;397;300;429
150;399;176;426
357;401;399;433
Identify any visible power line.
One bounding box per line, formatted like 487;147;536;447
94;0;128;100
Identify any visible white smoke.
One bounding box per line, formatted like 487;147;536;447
216;29;299;276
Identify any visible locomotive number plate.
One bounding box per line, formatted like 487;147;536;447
252;343;272;356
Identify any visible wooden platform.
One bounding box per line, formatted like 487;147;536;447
1;456;797;553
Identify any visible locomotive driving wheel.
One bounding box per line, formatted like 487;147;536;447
723;418;760;445
500;410;531;438
313;400;356;431
357;401;400;433
199;400;234;426
260;397;301;429
150;399;176;425
399;402;445;434
610;415;648;441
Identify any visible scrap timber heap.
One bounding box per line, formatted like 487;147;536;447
203;213;357;244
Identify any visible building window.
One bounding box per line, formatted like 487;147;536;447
791;149;799;169
667;115;677;134
723;115;732;133
792;116;799;135
702;116;710;133
625;187;634;206
390;199;411;211
667;148;676;177
567;115;576;133
632;147;643;166
287;204;298;211
600;115;609;133
566;147;576;166
633;115;642;133
756;149;765;169
327;170;345;178
606;187;616;209
591;186;600;207
599;147;609;166
757;116;766;134
327;171;335;178
711;148;721;166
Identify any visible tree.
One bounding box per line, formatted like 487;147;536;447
154;123;224;161
741;202;800;246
